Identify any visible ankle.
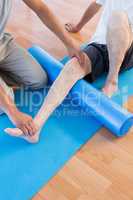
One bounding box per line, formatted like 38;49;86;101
106;78;118;86
34;117;42;131
31;135;39;143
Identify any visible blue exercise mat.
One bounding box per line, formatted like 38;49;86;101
0;46;133;200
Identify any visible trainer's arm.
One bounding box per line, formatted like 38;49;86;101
0;85;36;136
23;0;84;64
76;1;102;31
0;85;17;118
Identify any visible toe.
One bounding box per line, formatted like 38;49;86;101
4;128;23;136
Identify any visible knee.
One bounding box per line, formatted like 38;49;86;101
108;11;128;32
29;70;48;90
65;55;91;79
64;58;82;81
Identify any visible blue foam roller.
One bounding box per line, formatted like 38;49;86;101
29;46;133;137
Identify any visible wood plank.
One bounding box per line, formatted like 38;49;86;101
32;194;43;200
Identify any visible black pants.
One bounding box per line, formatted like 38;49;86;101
83;42;133;82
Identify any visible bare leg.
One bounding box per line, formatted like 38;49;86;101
5;54;92;142
103;11;133;97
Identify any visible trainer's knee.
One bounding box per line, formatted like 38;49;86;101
108;11;129;32
29;70;48;90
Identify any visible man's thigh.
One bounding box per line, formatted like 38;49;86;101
83;43;109;82
0;40;48;89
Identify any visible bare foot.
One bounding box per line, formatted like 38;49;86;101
8;109;37;137
5;110;42;143
4;127;40;144
102;82;118;98
65;23;81;33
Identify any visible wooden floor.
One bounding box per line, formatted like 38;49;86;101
8;1;133;200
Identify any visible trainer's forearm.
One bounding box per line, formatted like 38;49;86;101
24;0;73;47
38;5;73;46
77;2;101;29
0;86;17;116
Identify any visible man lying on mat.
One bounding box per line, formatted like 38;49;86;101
65;0;133;97
0;0;84;137
5;0;133;143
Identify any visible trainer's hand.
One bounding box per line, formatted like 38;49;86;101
11;111;37;137
65;23;81;33
66;41;85;65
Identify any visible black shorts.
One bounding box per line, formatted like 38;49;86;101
83;42;133;82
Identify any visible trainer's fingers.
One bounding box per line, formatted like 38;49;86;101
76;52;85;66
21;126;29;137
28;121;37;136
81;53;86;65
65;23;72;32
24;123;34;137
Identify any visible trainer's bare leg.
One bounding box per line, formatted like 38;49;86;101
103;11;133;97
5;54;91;142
